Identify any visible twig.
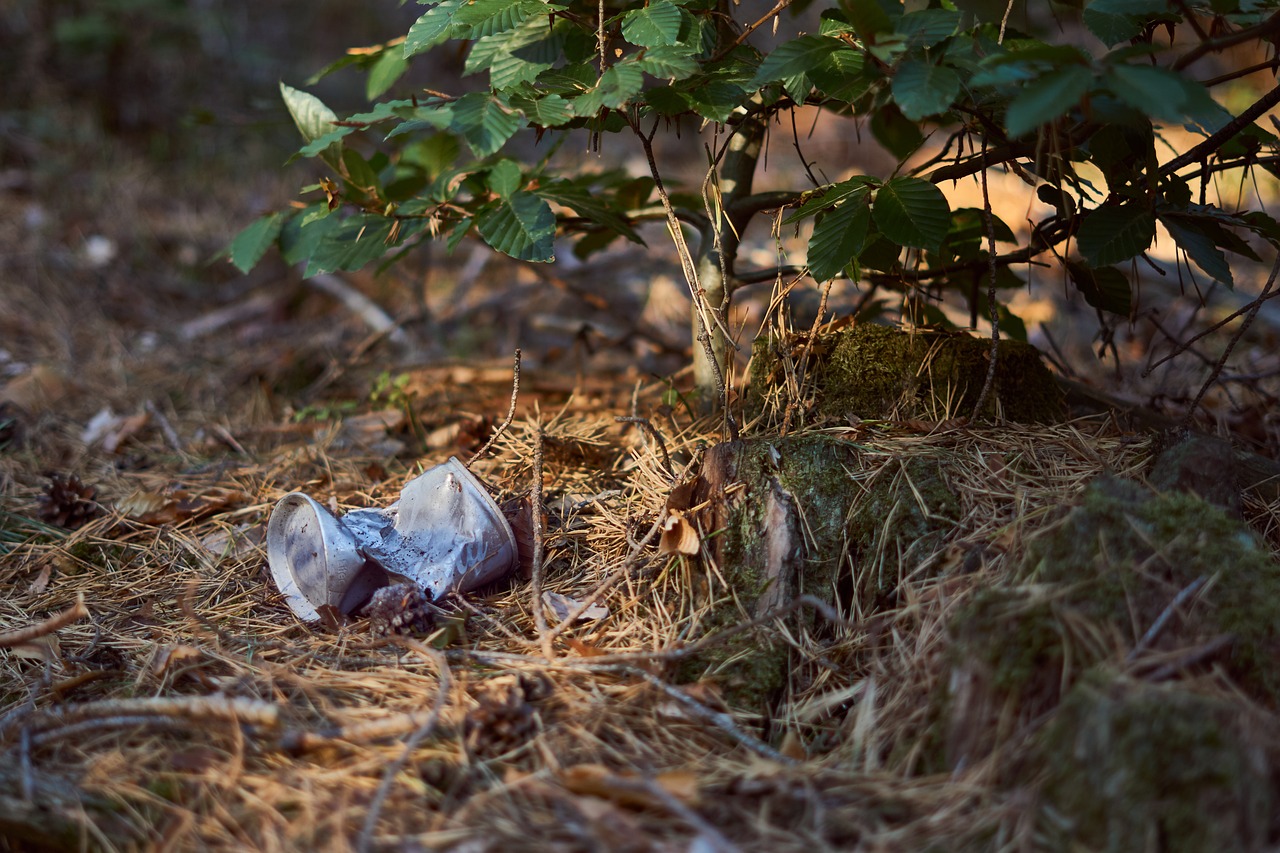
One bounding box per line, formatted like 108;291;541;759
1181;253;1280;430
712;0;795;60
1172;10;1280;70
1143;634;1235;681
530;427;553;659
357;646;450;853
26;695;279;735
306;272;410;350
144;400;183;452
0;595;88;648
627;116;733;426
630;667;793;765
27;716;195;748
1160;84;1280;176
467;348;521;467
614;417;675;480
1126;575;1207;662
1142;282;1280;376
971;140;1001;421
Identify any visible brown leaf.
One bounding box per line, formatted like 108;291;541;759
27;562;53;595
565;638;607;657
560;765;664;810
658;509;700;556
542;591;609;623
152;645;204;678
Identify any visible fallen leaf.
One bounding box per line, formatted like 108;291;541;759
565;638;608;657
542;591;609;623
82;407;150;453
658;509;700;556
151;645;208;683
26;562;52;595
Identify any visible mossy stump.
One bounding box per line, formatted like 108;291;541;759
750;324;1065;423
684;434;959;711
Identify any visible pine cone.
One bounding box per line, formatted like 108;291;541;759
37;473;104;530
362;583;438;637
463;675;552;757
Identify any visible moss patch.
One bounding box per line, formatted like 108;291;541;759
1026;477;1280;701
1036;676;1271;853
686;435;959;710
750;324;1065;423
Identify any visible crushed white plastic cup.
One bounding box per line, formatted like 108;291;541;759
266;457;516;622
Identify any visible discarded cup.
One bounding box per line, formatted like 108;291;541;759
267;457;516;622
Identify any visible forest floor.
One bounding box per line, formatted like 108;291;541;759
5;34;1280;851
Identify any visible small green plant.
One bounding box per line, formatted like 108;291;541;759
233;0;1280;411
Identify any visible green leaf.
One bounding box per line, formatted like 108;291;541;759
341;149;378;192
535;182;643;244
784;175;880;224
870;103;924;159
299;127;355;158
1160;215;1232;285
1106;64;1188;122
842;0;896;41
280;82;342;168
477;191;556;261
637;45;699;80
367;50;409;100
1005;66;1093;138
872;177;951;252
229;213;284;274
450;92;521;157
895;9;961;48
810;47;872;102
892;60;961;121
623;1;683;47
683;77;751;123
304;214;398;275
1083;0;1168;47
508;92;575;126
808;192;871;281
750;35;844;89
485;17;564;89
1076;202;1155;266
405;0;466;58
1066;260;1132;316
486;159;523;198
452;0;545;39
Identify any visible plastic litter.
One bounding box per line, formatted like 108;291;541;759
267;457;516;622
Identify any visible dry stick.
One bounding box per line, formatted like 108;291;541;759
971;141;1001;421
614;416;675;480
783;278;835;434
629;667;793;765
1145;634;1235;681
529;426;553;660
1160;83;1280;175
630;118;733;424
0;596;88;648
1181;254;1280;431
1126;575;1207;662
467;348;521;468
27;716;196;748
26;696;279;736
357;646;450;853
1142;285;1280;376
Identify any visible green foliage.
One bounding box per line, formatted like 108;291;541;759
235;0;1280;388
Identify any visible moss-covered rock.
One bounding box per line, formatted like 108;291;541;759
1035;676;1271;853
750;324;1065;423
685;435;959;711
1026;476;1280;701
